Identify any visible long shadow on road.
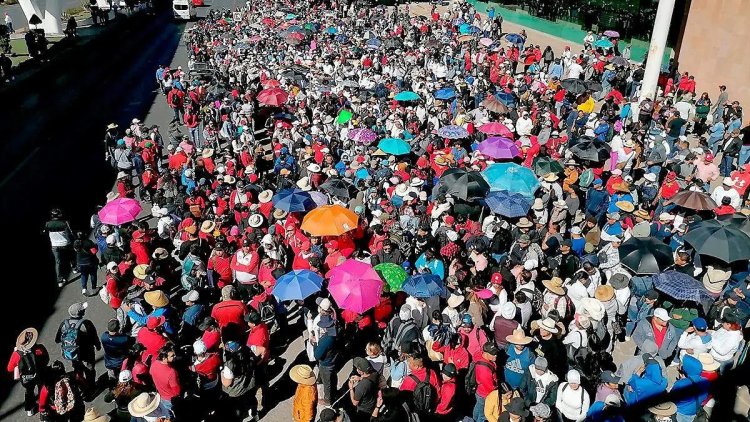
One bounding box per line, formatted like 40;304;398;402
0;9;184;409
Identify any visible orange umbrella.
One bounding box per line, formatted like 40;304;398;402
301;205;358;236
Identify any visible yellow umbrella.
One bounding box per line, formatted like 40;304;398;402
301;205;359;236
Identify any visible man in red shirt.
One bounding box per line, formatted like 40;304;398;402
436;363;458;420
191;339;221;391
399;349;441;395
136;316;168;363
150;344;181;413
324;240;345;273
473;342;499;422
207;243;232;288
245;311;270;364
210;285;247;340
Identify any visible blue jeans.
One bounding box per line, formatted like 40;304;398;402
720;154;735;176
739;145;750;168
473;393;487;422
189;126;200;146
79;265;97;290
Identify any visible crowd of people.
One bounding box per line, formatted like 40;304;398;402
7;0;750;421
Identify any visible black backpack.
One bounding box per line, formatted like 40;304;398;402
465;361;492;395
259;300;277;334
409;369;437;414
18;350;38;386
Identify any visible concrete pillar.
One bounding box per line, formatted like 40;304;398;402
639;0;676;101
18;0;63;34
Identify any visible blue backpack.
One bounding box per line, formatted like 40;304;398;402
60;319;84;361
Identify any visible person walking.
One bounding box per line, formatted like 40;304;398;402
43;209;75;287
290;364;317;422
7;328;49;416
101;319;133;384
54;302;101;398
149;343;181;415
314;315;340;406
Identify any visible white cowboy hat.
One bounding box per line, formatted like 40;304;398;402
258;190;273;203
296;177;312;191
447;294;465;308
248;214;264;228
127;393;161;418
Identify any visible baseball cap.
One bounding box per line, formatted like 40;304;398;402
182;290;200;303
534;356;548;371
442;363;457;378
483;342;499;356
692;317;707;331
653;308;671;321
352;357;372;373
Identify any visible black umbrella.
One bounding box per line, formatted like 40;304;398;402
437;169;489;201
717;213;750;235
319;178;355;199
585;81;603;93
531;156;564;177
560;78;588;95
569;141;611;162
684;219;750;262
383;38;403;50
619;237;674;275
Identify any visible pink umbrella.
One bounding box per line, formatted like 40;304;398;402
98;198;142;225
478;122;514;138
479;37;494;47
327;260;383;313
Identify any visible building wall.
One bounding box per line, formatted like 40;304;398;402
678;0;750;122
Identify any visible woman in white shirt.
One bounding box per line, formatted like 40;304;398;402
710;318;744;372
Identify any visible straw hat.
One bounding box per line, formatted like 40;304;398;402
201;220;216;234
613;181;630;192
307;163;322;173
289;364;317;385
580;297;605;320
133;264;149;280
595;285;615;302
649;402;677;417
15;328;38;352
128;393;161;418
698;353;720;371
273;209;289;220
543;173;559;182
258;190;273;203
505;328;532;345
223;175;236;184
516;217;533;228
394;184;409;197
152;247;169;260
296;177;312;191
248;214;264;228
447;294;465;308
83;408;110;422
615;201;634;213
201;148;215;159
537;317;559;334
532;198;544;211
144;290;169;308
633;209;651;220
542;277;566;296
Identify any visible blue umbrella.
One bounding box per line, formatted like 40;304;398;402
378;138;411;155
394;91;421;101
335;34;348;43
594;39;614;49
458;23;472;34
484;190;532;217
505;33;524;44
326;26;337;34
285;13;297;20
272;188;316;212
652;271;712;303
482;163;540;197
402;274;445;298
434;87;457;100
366;38;382;49
273;270;323;301
495;91;516;107
437;125;469;139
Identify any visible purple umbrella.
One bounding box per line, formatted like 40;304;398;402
437;125;469;139
603;30;620;38
477;136;519;159
348;128;377;144
309;191;329;206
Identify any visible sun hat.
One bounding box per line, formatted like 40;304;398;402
307;163;322;173
146;316;165;330
258;190;273;203
538;317;559;334
15;328;38;352
698;352;720;371
543;172;559;182
316;297;332;311
447;294;465;308
532;198;544;211
133;264;149;280
609;273;630;289
394;184;409;197
152;247;169;260
83;408;110;422
223;175;236;184
506;328;532;345
289;364;317;385
542;277;566;295
296;177;312;191
144;290;169;308
649;402;677;417
248;214;264;228
595;285;615;301
273;209;289;220
128;393;161;418
200;220;216;234
516;217;533;228
615;201;635;213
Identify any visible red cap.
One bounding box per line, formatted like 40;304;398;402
444;215;455;225
666;171;677;181
705;153;714;162
146;316;165;330
416;156;429;169
491;272;503;285
325;240;339;249
248;174;258;183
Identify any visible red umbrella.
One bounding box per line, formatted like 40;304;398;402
286;32;305;41
257;88;289;106
478;122;514;138
261;17;275;26
262;79;281;88
275;121;292;129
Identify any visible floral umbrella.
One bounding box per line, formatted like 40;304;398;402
437;125;469;139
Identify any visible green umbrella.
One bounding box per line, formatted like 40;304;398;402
336;109;353;125
531;156;563;177
374;263;407;291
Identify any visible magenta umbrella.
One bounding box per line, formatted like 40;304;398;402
327;259;383;313
478;122;514;138
348;128;377;144
98;198;142;225
477;136;520;159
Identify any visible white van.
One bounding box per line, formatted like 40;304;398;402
172;0;196;20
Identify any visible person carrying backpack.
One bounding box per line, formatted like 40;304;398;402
399;348;441;418
7;328;50;416
467;342;499;422
39;360;84;422
54;302;101;399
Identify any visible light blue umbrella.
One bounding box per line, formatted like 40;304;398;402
378;138;411;155
366;38;382;49
434;87;457;100
326;26;337;34
273;270;323;301
594;39;614;49
483;190;532;217
482;163;540;197
458;23;479;34
394;91;421;101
